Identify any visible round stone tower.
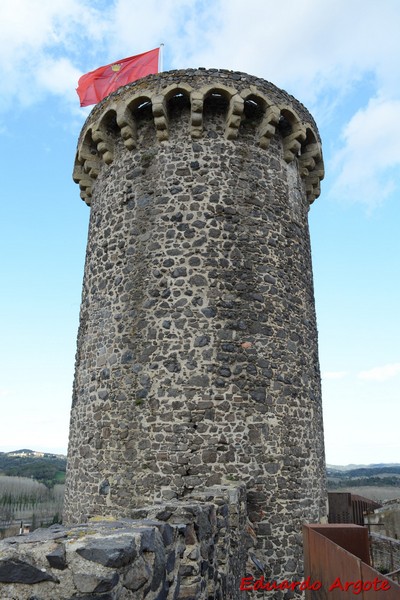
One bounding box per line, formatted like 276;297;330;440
64;68;326;579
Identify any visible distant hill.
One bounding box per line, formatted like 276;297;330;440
327;463;400;472
0;450;67;487
5;449;66;459
327;463;400;490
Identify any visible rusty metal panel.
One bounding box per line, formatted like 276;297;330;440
307;525;332;599
328;492;381;526
360;561;400;599
303;523;313;600
328;492;352;523
313;530;363;599
307;524;370;564
303;525;400;599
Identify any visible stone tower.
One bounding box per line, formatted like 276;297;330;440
64;68;326;580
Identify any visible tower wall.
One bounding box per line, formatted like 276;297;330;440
64;69;326;579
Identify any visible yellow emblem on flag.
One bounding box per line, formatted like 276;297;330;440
111;64;121;72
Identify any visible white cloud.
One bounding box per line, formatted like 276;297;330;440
330;97;400;208
109;0;195;57
358;363;400;382
0;0;109;108
322;371;347;381
36;56;81;99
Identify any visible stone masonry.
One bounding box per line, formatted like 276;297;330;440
0;484;248;599
64;68;327;585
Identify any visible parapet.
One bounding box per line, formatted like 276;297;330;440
0;484;248;599
73;68;324;205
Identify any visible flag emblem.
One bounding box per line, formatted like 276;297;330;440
76;48;160;107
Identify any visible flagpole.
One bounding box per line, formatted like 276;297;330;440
159;43;164;72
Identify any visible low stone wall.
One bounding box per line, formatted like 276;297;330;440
0;485;248;599
370;532;400;582
366;501;400;539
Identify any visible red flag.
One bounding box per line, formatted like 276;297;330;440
76;48;160;107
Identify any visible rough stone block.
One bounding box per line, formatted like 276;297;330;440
76;535;137;567
0;558;58;584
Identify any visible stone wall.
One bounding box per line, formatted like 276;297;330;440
64;68;327;582
365;500;400;539
0;485;248;600
370;533;400;583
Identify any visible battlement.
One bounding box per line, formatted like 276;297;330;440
73;69;324;205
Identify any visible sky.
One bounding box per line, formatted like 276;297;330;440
0;0;399;466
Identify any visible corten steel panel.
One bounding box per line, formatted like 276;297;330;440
304;525;400;599
361;562;400;599
308;528;363;599
328;492;352;524
308;524;370;564
351;494;381;509
303;525;330;600
303;524;311;596
328;493;381;526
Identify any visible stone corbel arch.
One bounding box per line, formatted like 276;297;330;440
299;129;322;176
305;160;325;203
192;84;240;140
73;130;101;205
116;104;137;151
123;94;154;145
160;85;192;137
258;105;281;149
240;88;280;149
298;128;324;202
77;130;101;179
278;107;307;163
225;94;244;140
162;82;194;102
200;83;238;100
73;160;93;205
92;110;119;165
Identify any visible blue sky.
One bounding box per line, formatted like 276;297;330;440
0;0;399;465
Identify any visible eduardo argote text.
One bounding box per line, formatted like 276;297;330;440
240;575;391;594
